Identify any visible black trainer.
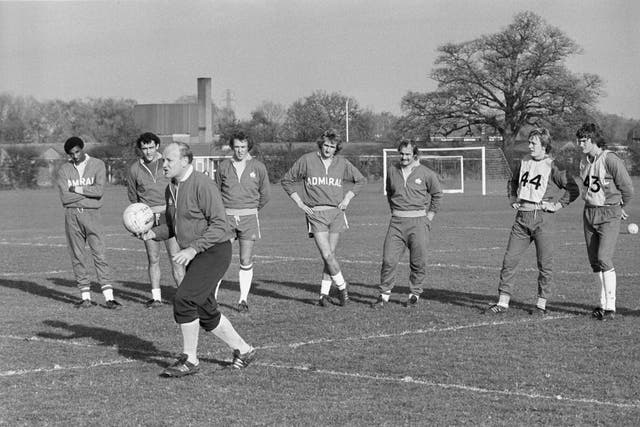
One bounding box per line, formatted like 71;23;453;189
405;294;419;308
237;301;249;312
592;307;604;319
318;295;331;307
145;299;163;309
484;304;508;314
75;299;95;309
161;354;199;377
601;310;616;321
105;300;123;310
529;307;547;316
338;288;349;306
232;348;257;369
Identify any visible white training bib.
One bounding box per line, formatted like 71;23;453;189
580;150;609;206
516;156;553;203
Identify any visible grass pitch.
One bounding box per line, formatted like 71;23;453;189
1;180;639;425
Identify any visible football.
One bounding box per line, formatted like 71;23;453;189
628;223;639;235
123;203;155;234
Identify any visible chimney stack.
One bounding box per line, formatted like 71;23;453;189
197;77;212;144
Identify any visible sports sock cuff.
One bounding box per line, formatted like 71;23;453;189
240;264;253;271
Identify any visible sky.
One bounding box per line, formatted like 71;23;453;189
1;0;639;120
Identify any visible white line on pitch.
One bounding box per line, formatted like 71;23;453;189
256;315;575;350
0;358;136;377
258;362;640;409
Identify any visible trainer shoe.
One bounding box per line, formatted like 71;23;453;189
105;299;123;310
161;354;199;378
405;294;419;308
484;304;508;315
237;301;249;312
338;288;350;306
600;310;616;321
371;296;387;309
591;307;604;320
145;299;163;309
232;348;257;369
75;299;95;309
318;295;332;307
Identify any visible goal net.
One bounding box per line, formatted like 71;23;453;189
382;146;512;195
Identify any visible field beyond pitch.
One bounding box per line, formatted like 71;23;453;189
1;181;639;425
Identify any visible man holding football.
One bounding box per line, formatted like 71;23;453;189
56;136;122;309
281;129;366;307
141;142;256;377
127;132;184;308
576;123;634;320
485;128;579;315
373;140;443;308
215;131;270;312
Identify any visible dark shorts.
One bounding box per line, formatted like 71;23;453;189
226;213;261;241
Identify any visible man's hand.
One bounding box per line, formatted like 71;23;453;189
337;198;350;211
427;211;435;222
138;229;156;241
621;208;629;220
296;200;314;216
542;201;562;212
173;247;197;266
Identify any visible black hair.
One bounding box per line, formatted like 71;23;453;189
136;132;161;149
229;131;253;151
64;136;84;154
576;123;606;148
316;129;343;154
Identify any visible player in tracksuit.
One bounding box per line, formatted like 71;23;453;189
576;123;634;321
281;129;366;307
372;140;443;308
127;132;184;308
56;136;122;309
141;142;256;377
486;128;579;315
215;132;270;312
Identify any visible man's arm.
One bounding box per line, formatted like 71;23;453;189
126;164;139;203
257;162;271;210
56;165;84;205
75;160;106;199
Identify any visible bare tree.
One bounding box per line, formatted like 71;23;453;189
401;11;602;161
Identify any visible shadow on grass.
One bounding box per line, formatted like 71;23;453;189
0;278;79;305
38;319;169;366
47;277;177;306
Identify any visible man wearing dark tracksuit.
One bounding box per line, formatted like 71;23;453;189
56;136;122;309
373;140;443;308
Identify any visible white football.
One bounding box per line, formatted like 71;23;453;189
628;223;639;235
123;203;155;234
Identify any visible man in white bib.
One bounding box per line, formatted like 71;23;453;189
486;128;579;315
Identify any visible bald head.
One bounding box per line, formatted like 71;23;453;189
163;142;192;180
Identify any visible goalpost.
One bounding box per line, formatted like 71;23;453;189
383;146;498;195
193;155;232;179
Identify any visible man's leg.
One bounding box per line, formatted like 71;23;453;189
238;238;255;308
64;211;91;302
583;208;605;315
378;218;406;304
406;217;430;300
144;238;163;305
164;237;185;287
494;214;532;310
533;213;555;311
596;208;621;314
313;231;342;305
84;210;117;304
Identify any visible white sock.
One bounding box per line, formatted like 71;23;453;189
602;269;616;311
102;288;114;301
498;293;510;308
151;288;162;301
211;314;251;354
180;319;200;365
320;279;332;296
536;297;547;310
380;292;390;302
214;280;222;300
238;265;253;302
595;271;605;309
331;272;346;290
81;291;91;301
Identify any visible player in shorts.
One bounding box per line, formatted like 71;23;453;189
372;140;443;308
576;123;634;321
485;128;579;315
127;132;184;308
215;132;270;312
141;142;256;377
281;129;366;307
